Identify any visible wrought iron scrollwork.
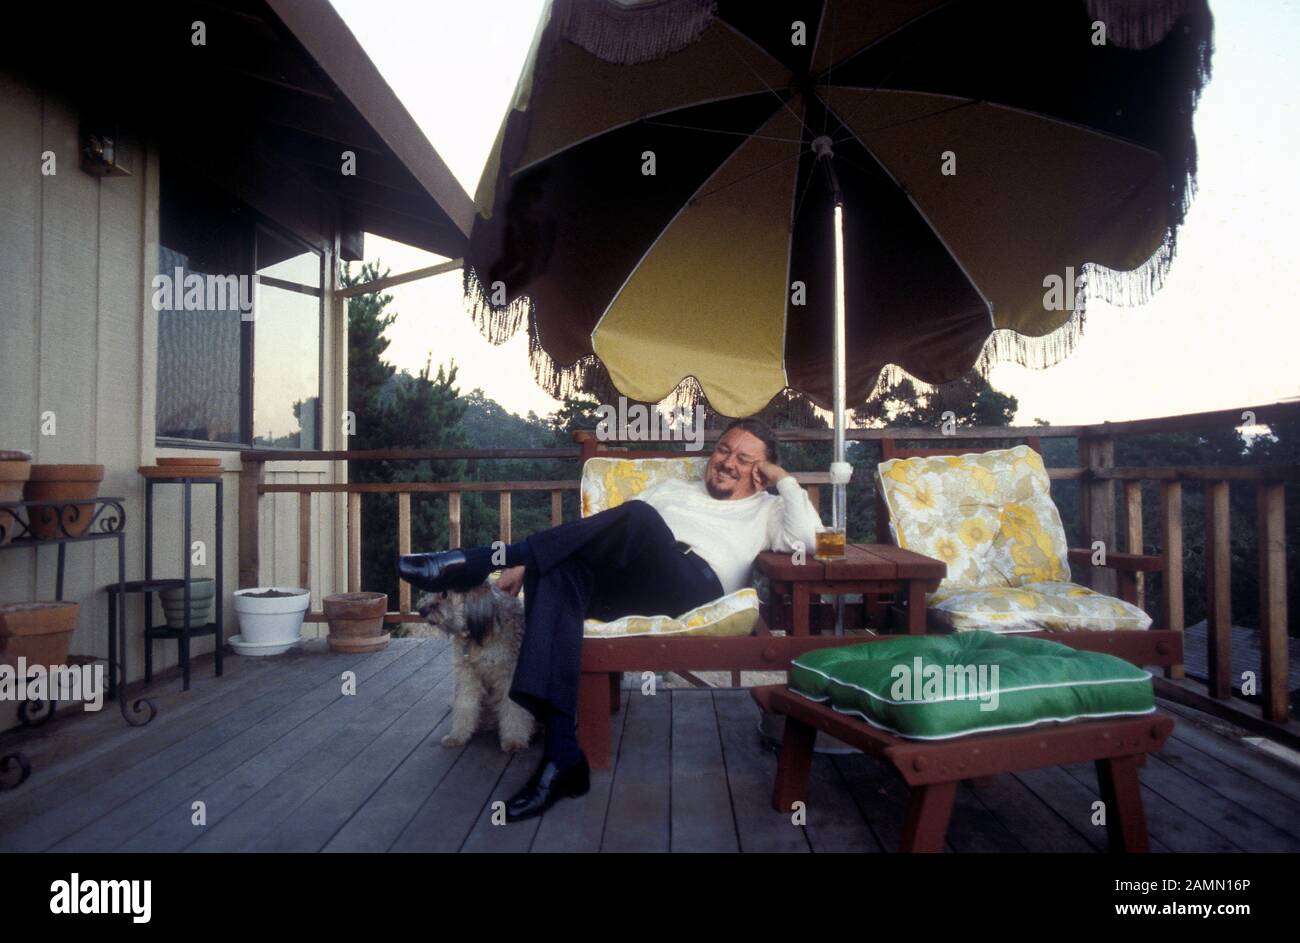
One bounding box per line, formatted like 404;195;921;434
0;752;31;790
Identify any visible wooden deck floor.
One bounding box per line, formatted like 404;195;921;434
2;638;1298;853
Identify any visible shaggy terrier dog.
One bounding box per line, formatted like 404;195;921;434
413;578;535;752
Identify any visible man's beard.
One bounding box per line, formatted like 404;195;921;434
705;468;737;499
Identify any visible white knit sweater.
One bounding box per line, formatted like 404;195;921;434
631;476;823;594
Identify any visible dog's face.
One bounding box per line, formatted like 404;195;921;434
417;583;498;647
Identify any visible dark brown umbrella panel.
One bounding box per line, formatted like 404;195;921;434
464;0;1213;417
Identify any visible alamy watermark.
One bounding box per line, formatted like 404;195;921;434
151;268;254;319
594;396;705;451
0;658;105;712
891;657;1001;712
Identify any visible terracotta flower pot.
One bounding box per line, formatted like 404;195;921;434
0;457;32;545
323;592;389;653
23;464;105;539
0;601;79;667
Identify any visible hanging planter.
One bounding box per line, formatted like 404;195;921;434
0;601;79;667
323;592;389;653
0;451;32;545
158;579;215;629
23;464;105;539
231;587;308;656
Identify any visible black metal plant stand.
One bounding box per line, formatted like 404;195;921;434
140;472;224;691
0;496;156;790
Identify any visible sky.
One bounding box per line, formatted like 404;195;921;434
330;0;1300;426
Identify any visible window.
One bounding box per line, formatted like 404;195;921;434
156;163;323;449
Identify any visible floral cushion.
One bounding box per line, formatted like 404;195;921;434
583;587;759;638
579;455;755;638
927;582;1152;633
580;456;708;517
876;446;1071;591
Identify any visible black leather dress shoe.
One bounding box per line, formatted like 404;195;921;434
505;753;590;822
396;550;482;593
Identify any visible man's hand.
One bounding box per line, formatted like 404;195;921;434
496;565;526;596
752;460;789;491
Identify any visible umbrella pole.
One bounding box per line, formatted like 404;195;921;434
816;137;850;635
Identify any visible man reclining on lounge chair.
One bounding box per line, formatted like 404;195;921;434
398;418;821;821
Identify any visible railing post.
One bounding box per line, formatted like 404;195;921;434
499;492;512;543
551;490;562;527
398;492;411;615
1257;482;1289;722
1124;481;1145;610
238;458;265;589
1205;480;1232;699
1079;433;1117;597
448;491;461;547
347;492;361;593
298;493;311;595
1160;481;1185;679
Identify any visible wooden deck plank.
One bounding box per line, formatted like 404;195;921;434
957;771;1095;853
3;641;1297;854
832;749;947;853
1108;754;1299;852
1010;766;1116;853
186;643;448;852
1160;700;1300;804
0;644;394;851
601;689;671;852
55;642;438;852
0;648;327;827
529;696;629;853
799;754;881;853
1057;761;1238;852
0;642;268;779
459;744;548;852
224;652;459;852
387;733;514;852
714;690;809;853
670;690;738;853
321;685;473;852
945;781;1027;852
1153;734;1300;841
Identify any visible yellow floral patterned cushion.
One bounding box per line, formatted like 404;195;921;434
926;581;1152;633
583;587;759;638
579;456;756;638
580;456;708;518
876;446;1070;592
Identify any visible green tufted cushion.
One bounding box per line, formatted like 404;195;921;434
789;632;1154;740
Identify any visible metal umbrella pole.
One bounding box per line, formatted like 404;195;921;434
814;136;851;634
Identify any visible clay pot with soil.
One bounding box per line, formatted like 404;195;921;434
0;601;79;667
0;451;32;545
323;592;389;653
23;464;105;539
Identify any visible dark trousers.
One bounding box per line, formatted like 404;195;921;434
509;500;723;721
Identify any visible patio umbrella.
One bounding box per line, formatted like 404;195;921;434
464;0;1213;530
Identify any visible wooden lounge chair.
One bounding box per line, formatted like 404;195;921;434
874;440;1182;669
753;683;1173;852
571;432;895;769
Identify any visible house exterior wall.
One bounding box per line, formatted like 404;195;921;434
0;71;347;732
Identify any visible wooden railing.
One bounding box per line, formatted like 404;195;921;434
238;399;1298;732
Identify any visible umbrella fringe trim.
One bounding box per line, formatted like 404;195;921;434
555;0;718;65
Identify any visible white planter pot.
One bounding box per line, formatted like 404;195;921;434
233;587;310;645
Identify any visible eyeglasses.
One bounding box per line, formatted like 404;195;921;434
712;443;760;470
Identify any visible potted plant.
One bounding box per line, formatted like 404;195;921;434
0;450;32;545
159;579;215;629
323;592;389;653
231;586;309;656
23;464;105;539
0;601;79;666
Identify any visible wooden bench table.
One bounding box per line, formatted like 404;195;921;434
752;683;1174;853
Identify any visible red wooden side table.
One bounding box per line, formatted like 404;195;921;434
756;544;945;636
